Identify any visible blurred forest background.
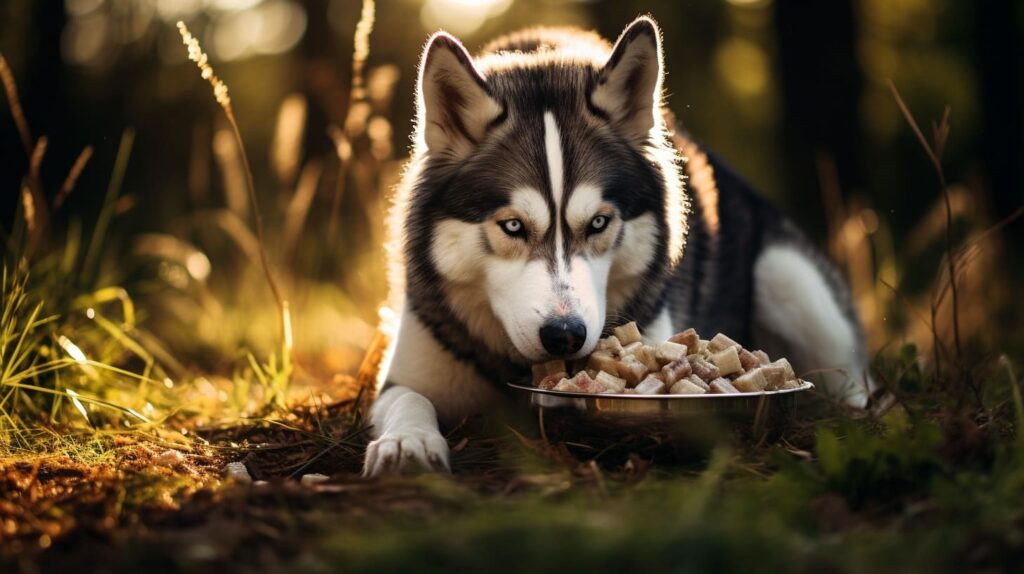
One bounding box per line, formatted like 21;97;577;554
3;2;1024;569
1;0;1022;382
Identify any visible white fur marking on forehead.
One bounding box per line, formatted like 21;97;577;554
509;187;550;234
544;111;569;279
566;184;603;228
543;112;564;206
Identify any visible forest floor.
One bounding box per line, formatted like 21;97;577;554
4;355;1024;574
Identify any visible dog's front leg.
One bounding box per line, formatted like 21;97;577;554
363;384;450;476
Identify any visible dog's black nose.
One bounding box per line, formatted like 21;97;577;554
539;317;587;356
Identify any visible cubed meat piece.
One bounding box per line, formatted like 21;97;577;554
709;378;741;394
660;356;692;384
686;374;710;391
634;376;666;395
595;371;627;393
621;341;643;356
618;355;649;387
553;378;582;393
668;328;700;351
697;340;712;357
710;346;743;376
781;379;802;390
572;371;613;394
738;348;761;371
587;351;620;377
732;368;768;392
709;332;742;353
655;341;688;364
596;335;624;358
760;364;788;390
537;372;566;390
669;378;707;395
690;356;721;382
613;321;643;345
770;358;796;380
633;345;661;372
532;359;567;383
752;349;771;366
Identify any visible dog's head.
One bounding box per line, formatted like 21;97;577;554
406;16;687;363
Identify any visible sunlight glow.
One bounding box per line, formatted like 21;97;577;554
420;0;513;36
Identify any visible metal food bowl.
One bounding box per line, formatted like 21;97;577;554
507;381;816;455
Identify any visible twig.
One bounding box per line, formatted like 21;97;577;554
0;53;32;156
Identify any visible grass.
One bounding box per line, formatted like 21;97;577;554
3;1;1024;571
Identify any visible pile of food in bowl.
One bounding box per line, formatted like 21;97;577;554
532;322;802;395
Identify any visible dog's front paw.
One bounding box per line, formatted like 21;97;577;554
363;429;450;477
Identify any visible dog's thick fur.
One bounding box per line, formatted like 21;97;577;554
364;17;875;476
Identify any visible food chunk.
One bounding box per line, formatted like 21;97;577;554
732;368;768;392
709;332;741;353
760;364;789;391
595;371;627;393
587;351;620;377
537;372;566;390
618;355;650;387
613;321;643;345
633;345;661;372
738;348;761;371
532;359;566;383
655;341;688;364
708;378;741;394
668;328;700;351
634;376;666;395
690;356;721;382
660;356;692;384
596;335;624;357
553;378;582;393
686;374;710;391
770;358;796;381
621;341;643;356
669;378;707;395
710;346;743;376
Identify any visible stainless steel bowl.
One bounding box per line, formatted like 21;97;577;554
507;381;815;445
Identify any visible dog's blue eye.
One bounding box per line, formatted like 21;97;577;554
500;219;526;237
589;215;609;234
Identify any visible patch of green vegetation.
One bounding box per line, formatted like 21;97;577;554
303;411;1024;573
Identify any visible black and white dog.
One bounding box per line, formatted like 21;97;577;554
364;16;874;476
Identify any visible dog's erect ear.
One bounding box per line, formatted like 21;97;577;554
417;32;503;157
592;16;664;145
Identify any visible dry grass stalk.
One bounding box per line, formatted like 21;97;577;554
24;137;50;257
212;127;249;217
0;53;33;156
55;145;94;208
283;159;323;257
272;93;307;186
888;80;974;403
178;21;289;354
329;0;377;238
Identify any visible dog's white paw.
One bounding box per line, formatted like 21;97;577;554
363;429;450;477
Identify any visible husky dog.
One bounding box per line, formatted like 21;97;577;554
363;16;875;476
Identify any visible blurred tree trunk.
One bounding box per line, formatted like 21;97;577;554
774;0;864;238
975;0;1024;245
